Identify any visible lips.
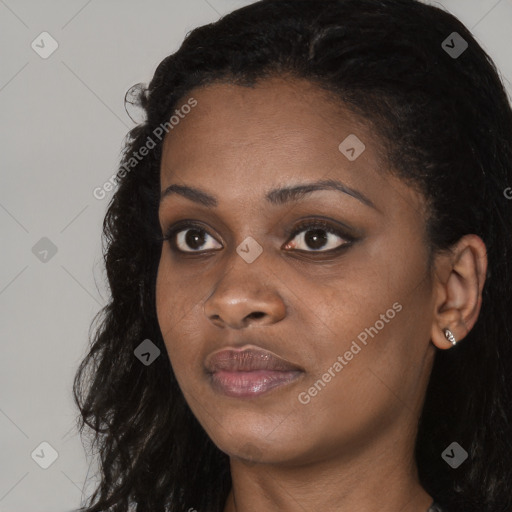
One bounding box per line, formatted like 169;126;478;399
205;346;304;398
205;347;303;373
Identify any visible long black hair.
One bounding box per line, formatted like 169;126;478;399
73;1;512;510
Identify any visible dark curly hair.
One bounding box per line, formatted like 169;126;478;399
73;1;512;511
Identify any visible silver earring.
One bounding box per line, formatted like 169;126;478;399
443;328;457;346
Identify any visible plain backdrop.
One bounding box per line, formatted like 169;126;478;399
1;1;511;511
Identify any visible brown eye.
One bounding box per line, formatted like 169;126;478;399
164;223;222;253
283;220;354;252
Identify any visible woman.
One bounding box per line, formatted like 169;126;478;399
73;1;512;511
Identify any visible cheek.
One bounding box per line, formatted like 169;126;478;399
155;248;197;335
155;252;186;364
155;251;205;384
155;251;173;339
297;233;431;397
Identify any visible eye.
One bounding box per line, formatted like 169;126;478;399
283;219;354;252
162;218;355;254
163;222;222;253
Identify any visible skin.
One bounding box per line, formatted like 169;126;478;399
155;77;488;512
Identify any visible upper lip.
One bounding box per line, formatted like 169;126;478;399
205;346;303;373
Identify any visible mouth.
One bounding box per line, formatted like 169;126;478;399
204;346;304;398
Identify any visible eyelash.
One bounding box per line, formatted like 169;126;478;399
162;219;356;254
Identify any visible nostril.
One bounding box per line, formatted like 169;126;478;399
247;312;265;320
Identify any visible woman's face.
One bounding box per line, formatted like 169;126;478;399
156;77;437;465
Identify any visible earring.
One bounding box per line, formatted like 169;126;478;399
443;328;457;346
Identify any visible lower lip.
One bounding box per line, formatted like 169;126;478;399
210;370;303;398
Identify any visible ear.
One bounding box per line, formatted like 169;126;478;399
430;234;488;350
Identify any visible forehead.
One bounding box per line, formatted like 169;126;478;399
159;77;386;201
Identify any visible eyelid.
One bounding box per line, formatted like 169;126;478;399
284;219;355;243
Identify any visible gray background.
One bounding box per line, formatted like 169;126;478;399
1;1;511;511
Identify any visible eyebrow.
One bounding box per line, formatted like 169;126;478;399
160;178;377;210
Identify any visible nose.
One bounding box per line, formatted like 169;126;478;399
203;257;287;329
